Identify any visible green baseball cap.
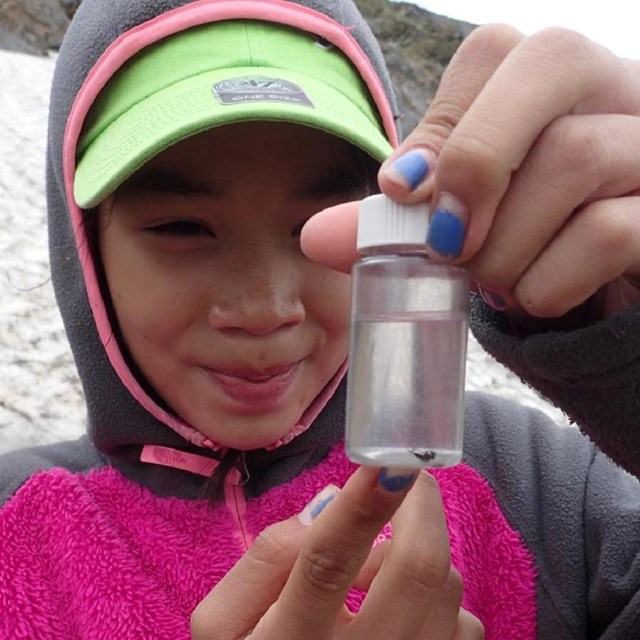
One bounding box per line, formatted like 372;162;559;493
74;19;393;208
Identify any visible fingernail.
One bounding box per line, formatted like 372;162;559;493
298;484;340;526
427;193;468;259
478;287;509;311
384;149;433;191
377;468;418;493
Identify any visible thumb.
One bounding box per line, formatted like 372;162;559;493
378;24;523;204
300;200;360;274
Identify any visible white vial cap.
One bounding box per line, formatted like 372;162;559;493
357;194;429;251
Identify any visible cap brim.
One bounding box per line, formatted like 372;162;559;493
74;66;393;208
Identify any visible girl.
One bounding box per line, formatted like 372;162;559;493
2;0;640;638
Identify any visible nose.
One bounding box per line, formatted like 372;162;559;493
208;259;306;336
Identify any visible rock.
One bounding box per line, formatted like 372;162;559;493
58;0;81;19
355;0;475;135
0;0;73;53
0;25;39;55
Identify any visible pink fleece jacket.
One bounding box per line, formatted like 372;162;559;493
0;444;536;638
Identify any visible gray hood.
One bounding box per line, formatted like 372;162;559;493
46;0;399;497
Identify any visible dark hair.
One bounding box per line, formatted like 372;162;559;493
201;449;245;501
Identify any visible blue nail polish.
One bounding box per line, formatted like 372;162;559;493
310;494;335;519
479;288;508;311
378;469;416;493
299;485;339;525
390;151;430;191
427;208;466;258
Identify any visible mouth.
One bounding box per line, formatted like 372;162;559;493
212;363;299;382
203;361;302;413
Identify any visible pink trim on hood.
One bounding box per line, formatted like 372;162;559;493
63;0;397;452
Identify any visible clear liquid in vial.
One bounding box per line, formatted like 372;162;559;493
346;311;467;469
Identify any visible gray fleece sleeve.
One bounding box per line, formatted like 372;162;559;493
463;392;640;638
0;435;106;506
469;294;640;477
585;451;640;638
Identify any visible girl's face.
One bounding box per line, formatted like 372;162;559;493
99;122;371;449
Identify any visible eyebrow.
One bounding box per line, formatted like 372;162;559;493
123;168;222;197
122;165;371;200
291;167;371;200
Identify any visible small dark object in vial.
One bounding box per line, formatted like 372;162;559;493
409;448;436;462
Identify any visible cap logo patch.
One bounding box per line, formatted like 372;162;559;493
213;75;314;107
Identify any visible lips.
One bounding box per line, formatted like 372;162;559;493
204;362;301;413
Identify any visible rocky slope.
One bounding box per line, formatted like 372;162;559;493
0;0;474;134
354;0;474;134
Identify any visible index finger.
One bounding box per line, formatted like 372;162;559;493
259;466;419;638
354;472;455;638
379;23;524;205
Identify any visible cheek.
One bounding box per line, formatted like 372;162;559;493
100;229;191;348
309;269;352;337
112;272;198;353
113;288;166;345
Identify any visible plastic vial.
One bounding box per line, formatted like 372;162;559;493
345;194;470;469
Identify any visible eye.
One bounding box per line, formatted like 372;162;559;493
147;220;215;237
